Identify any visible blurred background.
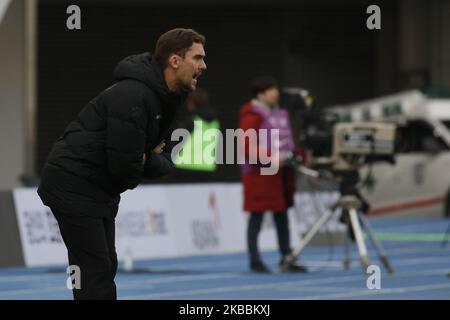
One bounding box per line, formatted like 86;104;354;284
1;0;450;189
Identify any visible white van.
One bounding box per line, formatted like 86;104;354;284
330;90;450;218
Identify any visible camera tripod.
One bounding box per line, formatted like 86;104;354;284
280;167;395;274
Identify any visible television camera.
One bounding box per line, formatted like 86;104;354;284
279;88;396;274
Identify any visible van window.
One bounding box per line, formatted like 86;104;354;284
395;120;448;153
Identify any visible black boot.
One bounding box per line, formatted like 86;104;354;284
250;261;271;273
279;256;308;273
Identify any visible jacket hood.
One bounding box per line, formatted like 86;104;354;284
113;52;170;100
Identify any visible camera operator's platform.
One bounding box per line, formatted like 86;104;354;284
0;216;449;300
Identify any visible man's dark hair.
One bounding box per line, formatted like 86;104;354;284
251;76;278;98
154;28;206;69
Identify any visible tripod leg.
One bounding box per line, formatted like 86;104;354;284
343;229;351;271
441;220;450;248
348;208;370;272
280;206;336;272
358;214;395;274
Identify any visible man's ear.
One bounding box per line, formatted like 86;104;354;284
168;54;180;69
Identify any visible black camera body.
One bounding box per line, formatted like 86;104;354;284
280;88;396;167
280;87;338;158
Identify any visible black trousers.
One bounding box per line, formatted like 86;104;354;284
247;210;291;263
52;209;118;300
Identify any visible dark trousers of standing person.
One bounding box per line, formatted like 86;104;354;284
51;208;118;300
247;210;291;263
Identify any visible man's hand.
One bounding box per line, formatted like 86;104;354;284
153;140;166;155
143;140;166;165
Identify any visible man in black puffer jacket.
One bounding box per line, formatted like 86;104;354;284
37;28;207;300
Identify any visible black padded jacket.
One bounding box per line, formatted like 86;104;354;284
38;53;187;214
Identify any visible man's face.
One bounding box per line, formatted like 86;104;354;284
176;42;207;91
